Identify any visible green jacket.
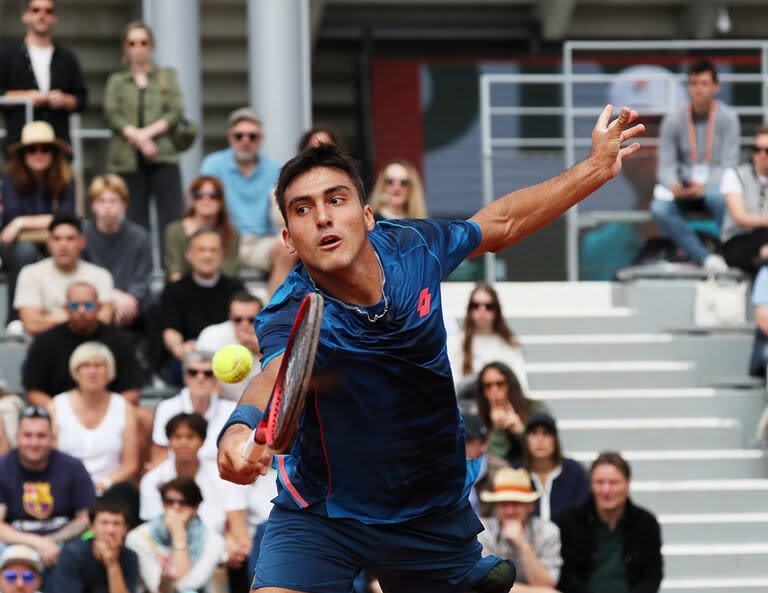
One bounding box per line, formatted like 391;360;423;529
103;66;183;172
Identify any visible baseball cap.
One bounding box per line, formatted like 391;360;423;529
228;107;261;128
525;412;558;435
0;545;43;573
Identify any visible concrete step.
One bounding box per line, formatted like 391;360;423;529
559;418;743;451
662;576;768;593
539;387;766;429
660;513;768;544
527;361;698;390
632;480;768;514
664;543;768;578
571;449;768;480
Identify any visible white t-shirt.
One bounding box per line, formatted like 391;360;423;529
448;332;530;392
54;392;126;484
14;258;114;312
139;457;247;535
196;321;262;401
720;167;768;196
245;467;277;530
27;45;53;94
151;388;236;463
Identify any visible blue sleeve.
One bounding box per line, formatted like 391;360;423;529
70;457;97;511
46;544;85;593
753;267;768;306
385;219;482;279
254;285;303;368
200;153;220;177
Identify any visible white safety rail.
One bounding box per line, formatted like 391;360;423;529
479;40;768;282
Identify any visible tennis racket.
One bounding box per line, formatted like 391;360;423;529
243;292;324;459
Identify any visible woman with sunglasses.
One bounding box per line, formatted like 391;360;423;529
449;283;529;394
127;477;225;593
104;20;185;255
48;342;139;496
0;121;75;325
476;361;550;465
163;176;240;282
368;159;428;221
148;351;236;467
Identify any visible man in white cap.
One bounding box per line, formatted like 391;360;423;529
479;467;562;593
0;545;43;593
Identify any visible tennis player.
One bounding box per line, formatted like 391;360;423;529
218;105;644;593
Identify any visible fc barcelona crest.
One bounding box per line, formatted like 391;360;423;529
23;482;54;520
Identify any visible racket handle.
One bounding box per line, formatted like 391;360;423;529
241;426;268;462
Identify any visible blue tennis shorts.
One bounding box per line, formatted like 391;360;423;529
252;499;502;593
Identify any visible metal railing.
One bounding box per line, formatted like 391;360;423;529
480;40;768;282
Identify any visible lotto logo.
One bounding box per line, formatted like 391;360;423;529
417;288;431;318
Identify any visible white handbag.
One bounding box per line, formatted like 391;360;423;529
694;276;747;326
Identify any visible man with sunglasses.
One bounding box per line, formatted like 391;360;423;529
719;126;768;274
197;290;263;401
201;108;294;293
23;281;144;408
0;0;87;154
0;545;43;593
14;215;114;336
651;59;740;273
0;406;95;568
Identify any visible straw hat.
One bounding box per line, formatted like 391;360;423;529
10;121;68;156
479;467;542;504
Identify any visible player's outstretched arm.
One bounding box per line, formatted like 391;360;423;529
217;354;282;485
469;105;644;256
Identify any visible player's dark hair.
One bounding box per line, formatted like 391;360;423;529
274;143;365;222
591;451;632;480
159;477;204;507
49;213;81;234
88;496;130;524
462;283;519;375
475;362;531;430
230;290;263;309
688;59;718;84
165;412;208;441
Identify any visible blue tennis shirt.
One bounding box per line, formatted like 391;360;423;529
255;218;482;524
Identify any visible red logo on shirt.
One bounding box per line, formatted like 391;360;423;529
417;288;431;318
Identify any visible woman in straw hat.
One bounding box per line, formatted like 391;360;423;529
0;120;75;325
478;467;563;593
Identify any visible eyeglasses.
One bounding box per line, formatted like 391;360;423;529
753;146;768;155
162;496;188;507
469;302;495;311
230;316;256;324
2;569;36;584
29;6;55;15
127;39;149;48
20;405;50;420
186;368;214;378
233;132;261;142
384;177;411;187
25;144;53;155
482;380;508;390
192;190;222;201
67;301;96;312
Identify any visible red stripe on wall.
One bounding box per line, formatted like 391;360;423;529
371;59;424;178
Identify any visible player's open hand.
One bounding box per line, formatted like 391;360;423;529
218;424;274;484
590;105;645;180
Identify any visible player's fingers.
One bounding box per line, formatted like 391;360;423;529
620;142;642;158
596;104;613;129
620;123;645;143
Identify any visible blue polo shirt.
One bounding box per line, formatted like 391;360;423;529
200;148;281;236
256;218;483;524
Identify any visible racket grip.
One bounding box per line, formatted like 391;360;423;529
241;426;268;462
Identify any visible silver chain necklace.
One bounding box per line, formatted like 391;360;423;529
308;251;389;323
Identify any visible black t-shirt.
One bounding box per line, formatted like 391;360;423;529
23;322;145;395
161;273;244;340
47;538;139;593
0;449;95;535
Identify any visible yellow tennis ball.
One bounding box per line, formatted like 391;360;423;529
212;344;254;384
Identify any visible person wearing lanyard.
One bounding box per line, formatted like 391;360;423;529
651;58;741;273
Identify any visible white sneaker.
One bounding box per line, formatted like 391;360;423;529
703;254;729;274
